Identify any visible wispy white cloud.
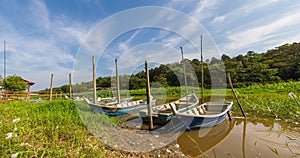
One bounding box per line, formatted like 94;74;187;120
212;15;225;24
60;26;87;45
224;10;300;52
0;0;90;90
150;30;171;42
117;29;141;53
118;42;182;75
162;35;182;48
189;0;218;21
28;0;51;30
190;0;300;56
209;0;280;26
2;0;299;90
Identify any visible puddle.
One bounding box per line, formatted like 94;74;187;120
177;118;300;157
124;117;299;157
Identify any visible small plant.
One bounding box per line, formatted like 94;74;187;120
266;145;280;157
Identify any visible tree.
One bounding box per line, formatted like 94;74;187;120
221;54;231;61
246;51;256;56
129;75;146;90
60;85;70;94
3;75;27;92
210;57;221;65
42;41;300;91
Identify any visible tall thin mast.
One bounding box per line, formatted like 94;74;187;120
115;58;121;104
180;46;188;99
201;35;204;103
92;56;97;104
145;61;153;130
4;41;6;79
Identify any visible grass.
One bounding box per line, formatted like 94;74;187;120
1;81;299;157
236;81;300;94
129;81;300;124
230;81;300;124
0;100;184;157
0;100;109;157
230;93;300;123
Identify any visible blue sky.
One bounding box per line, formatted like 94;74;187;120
0;0;300;90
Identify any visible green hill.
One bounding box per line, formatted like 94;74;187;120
43;42;300;93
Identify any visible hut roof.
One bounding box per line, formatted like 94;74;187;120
23;79;35;86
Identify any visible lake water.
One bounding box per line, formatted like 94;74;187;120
177;118;299;157
124;116;300;157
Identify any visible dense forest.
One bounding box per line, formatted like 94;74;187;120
42;42;300;94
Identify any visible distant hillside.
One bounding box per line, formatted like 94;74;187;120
222;42;300;87
41;42;300;93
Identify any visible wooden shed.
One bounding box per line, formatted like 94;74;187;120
23;79;35;102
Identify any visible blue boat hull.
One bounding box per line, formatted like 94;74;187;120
173;102;233;130
140;93;199;125
177;112;228;130
90;104;147;116
89;100;156;116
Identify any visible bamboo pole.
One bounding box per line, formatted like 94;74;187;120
3;41;6;79
49;73;54;102
26;85;31;103
3;41;6;101
227;72;246;118
200;35;204;103
115;59;121;104
92;56;97;104
180;47;188;104
69;73;72;99
145;61;153;130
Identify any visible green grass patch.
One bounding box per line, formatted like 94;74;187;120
0;100;107;157
228;81;300;123
125;81;300;119
235;81;300;94
230;93;300;123
0;81;299;157
0;100;184;157
130;82;300;124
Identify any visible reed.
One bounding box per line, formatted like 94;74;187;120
0;101;107;157
0;100;184;157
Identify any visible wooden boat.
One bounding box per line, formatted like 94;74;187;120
84;58;158;116
98;97;133;105
139;93;199;124
170;102;233;130
84;98;156;116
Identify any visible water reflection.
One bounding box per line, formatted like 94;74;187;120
176;118;300;157
177;119;235;157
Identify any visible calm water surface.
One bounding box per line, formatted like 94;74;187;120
125;116;299;157
177;118;299;157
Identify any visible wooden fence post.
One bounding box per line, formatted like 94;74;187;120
49;73;54;102
69;73;72;99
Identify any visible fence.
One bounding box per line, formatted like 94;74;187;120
0;93;64;103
